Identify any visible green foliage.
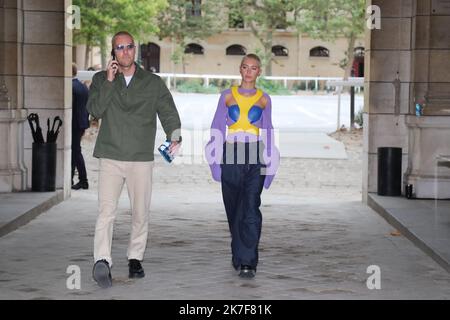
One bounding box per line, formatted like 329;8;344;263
256;78;291;95
174;78;293;95
296;0;365;40
175;80;220;94
73;0;167;47
224;0;365;76
157;0;223;67
226;0;300;76
292;80;316;91
295;0;366;76
209;79;236;91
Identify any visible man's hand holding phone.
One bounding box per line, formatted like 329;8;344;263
107;59;119;82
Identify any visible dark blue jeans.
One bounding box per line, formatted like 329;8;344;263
221;142;265;270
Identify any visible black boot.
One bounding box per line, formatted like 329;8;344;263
128;259;145;278
239;265;256;279
72;180;89;190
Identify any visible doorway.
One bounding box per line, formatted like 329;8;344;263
141;42;160;72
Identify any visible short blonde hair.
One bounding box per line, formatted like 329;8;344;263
241;54;261;68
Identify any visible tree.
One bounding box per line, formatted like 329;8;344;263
157;0;223;73
73;0;167;69
295;0;366;79
226;0;299;76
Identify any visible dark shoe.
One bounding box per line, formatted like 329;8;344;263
72;181;89;190
128;259;145;278
93;259;112;288
232;260;239;271
239;265;256;279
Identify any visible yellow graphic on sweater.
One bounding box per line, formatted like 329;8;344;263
228;86;263;136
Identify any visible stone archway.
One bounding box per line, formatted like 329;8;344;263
352;47;364;77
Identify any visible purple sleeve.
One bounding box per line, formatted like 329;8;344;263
205;91;228;182
261;94;280;189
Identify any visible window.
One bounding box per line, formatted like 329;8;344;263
186;0;201;17
226;45;246;56
185;43;204;55
309;46;329;57
272;45;288;57
354;47;365;58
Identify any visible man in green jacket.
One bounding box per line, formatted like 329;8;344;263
87;31;181;288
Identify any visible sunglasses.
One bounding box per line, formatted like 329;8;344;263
114;43;135;51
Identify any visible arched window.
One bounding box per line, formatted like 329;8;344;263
272;45;289;57
226;44;246;56
354;46;365;58
185;43;204;55
309;46;329;57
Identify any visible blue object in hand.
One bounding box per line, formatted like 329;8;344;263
158;140;174;163
415;103;422;116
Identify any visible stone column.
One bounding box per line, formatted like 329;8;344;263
22;0;72;198
363;0;413;201
0;0;28;192
0;0;72;197
364;0;450;200
404;0;450;198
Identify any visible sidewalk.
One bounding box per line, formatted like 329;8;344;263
0;191;63;238
368;194;450;273
0;129;449;299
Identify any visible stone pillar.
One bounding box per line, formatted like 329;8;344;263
0;0;72;197
364;0;450;200
363;0;413;201
404;0;450;198
0;0;28;192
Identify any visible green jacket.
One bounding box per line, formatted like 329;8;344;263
86;64;181;161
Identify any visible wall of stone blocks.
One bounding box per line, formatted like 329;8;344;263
0;0;72;197
363;0;414;199
364;0;450;200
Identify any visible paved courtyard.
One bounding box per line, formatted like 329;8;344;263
1;128;449;300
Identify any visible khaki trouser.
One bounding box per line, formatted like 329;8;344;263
94;158;154;266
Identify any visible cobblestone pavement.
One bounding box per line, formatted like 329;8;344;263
1;129;449;300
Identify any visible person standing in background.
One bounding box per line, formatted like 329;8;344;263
72;63;90;190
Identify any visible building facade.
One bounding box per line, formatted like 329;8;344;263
140;30;365;78
75;4;365;78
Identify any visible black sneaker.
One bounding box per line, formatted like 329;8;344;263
239;265;256;279
128;259;145;278
72;181;89;190
93;259;112;288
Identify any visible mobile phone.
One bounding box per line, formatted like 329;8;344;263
111;49;116;61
